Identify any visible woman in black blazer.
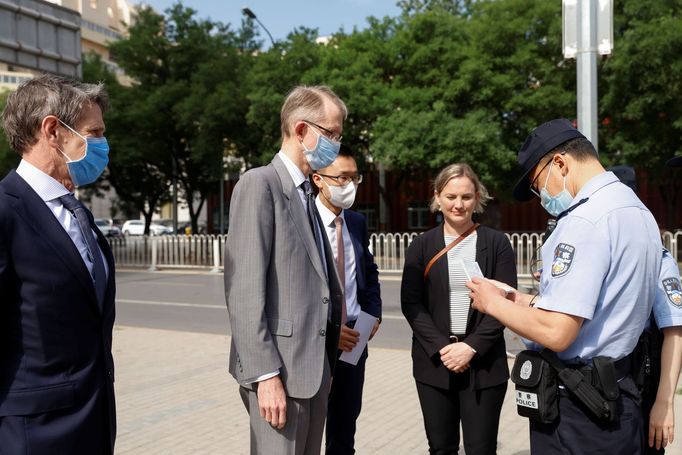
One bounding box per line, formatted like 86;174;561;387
401;163;517;455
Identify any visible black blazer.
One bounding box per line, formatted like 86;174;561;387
401;223;517;390
344;209;381;319
0;170;116;453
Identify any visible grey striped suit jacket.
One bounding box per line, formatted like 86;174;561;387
224;154;342;399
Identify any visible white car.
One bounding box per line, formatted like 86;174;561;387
122;220;173;236
94;218;121;237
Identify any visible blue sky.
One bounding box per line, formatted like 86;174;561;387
140;0;401;44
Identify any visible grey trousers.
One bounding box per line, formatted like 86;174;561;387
240;360;331;455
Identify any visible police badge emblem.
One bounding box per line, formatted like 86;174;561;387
662;277;682;308
520;360;533;380
551;243;575;277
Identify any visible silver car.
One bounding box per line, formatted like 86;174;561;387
95;218;122;237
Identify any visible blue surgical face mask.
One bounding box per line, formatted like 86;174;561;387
540;162;573;217
301;127;340;171
58;120;110;186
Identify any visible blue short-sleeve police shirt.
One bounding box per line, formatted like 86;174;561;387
654;249;682;329
532;172;662;361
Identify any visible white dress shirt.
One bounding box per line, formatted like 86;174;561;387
278;150;307;208
315;197;360;322
15;160;108;280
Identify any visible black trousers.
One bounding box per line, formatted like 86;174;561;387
415;373;507;455
325;347;368;455
530;378;643;455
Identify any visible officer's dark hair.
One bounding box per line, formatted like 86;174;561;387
552;137;598;161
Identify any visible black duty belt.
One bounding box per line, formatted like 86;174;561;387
567;354;632;381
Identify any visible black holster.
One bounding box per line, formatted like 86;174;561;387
633;327;663;403
592;356;620;421
540;350;619;424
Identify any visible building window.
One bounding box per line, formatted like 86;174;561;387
356;203;377;231
90;0;98;9
407;201;430;230
82;19;123;40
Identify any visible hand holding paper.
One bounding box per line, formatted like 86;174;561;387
339;311;377;366
461;260;515;296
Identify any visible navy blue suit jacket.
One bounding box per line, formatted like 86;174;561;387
0;170;116;454
343;209;381;320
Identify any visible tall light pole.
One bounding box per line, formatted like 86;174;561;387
563;0;613;154
241;7;275;47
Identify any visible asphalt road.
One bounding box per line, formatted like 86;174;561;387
115;269;526;352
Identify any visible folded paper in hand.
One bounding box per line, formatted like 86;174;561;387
461;260;514;294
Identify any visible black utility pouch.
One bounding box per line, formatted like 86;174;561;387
511;350;559;423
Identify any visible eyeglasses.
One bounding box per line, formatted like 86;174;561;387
303;120;342;143
529;158;554;198
530;153;567;197
316;172;363;185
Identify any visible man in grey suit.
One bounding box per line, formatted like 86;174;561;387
225;85;346;454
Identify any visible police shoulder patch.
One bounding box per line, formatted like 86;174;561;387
662;277;682;308
551;243;575;278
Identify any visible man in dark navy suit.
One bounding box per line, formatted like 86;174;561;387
312;146;382;454
0;74;116;454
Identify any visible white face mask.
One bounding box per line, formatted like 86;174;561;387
324;179;357;209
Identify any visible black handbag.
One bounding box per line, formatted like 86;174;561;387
510;350;559;423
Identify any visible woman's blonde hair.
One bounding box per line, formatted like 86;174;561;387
430;163;492;213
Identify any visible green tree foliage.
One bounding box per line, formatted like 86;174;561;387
323;0;571;210
86;0;680;230
244;27;324;165
82;52;171;232
0;90;20;178
601;0;682;227
105;4;252;233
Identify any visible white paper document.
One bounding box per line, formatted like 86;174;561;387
461;259;515;294
339;310;377;366
461;260;484;281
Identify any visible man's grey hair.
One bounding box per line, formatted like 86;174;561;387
2;73;109;155
280;85;347;139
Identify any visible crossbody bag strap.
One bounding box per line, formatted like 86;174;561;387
423;223;480;280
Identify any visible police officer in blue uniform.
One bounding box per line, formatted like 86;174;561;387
610;163;682;453
467;119;663;454
646;249;682;453
643;156;682;453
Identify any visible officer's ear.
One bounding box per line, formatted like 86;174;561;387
554;153;570;177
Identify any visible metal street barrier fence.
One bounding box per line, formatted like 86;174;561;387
110;230;682;277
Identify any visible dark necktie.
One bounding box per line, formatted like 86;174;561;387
60;194;107;306
301;180;326;274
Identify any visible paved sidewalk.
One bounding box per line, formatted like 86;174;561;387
114;325;681;454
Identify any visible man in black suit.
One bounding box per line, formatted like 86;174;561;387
0;74;116;453
312;147;382;454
